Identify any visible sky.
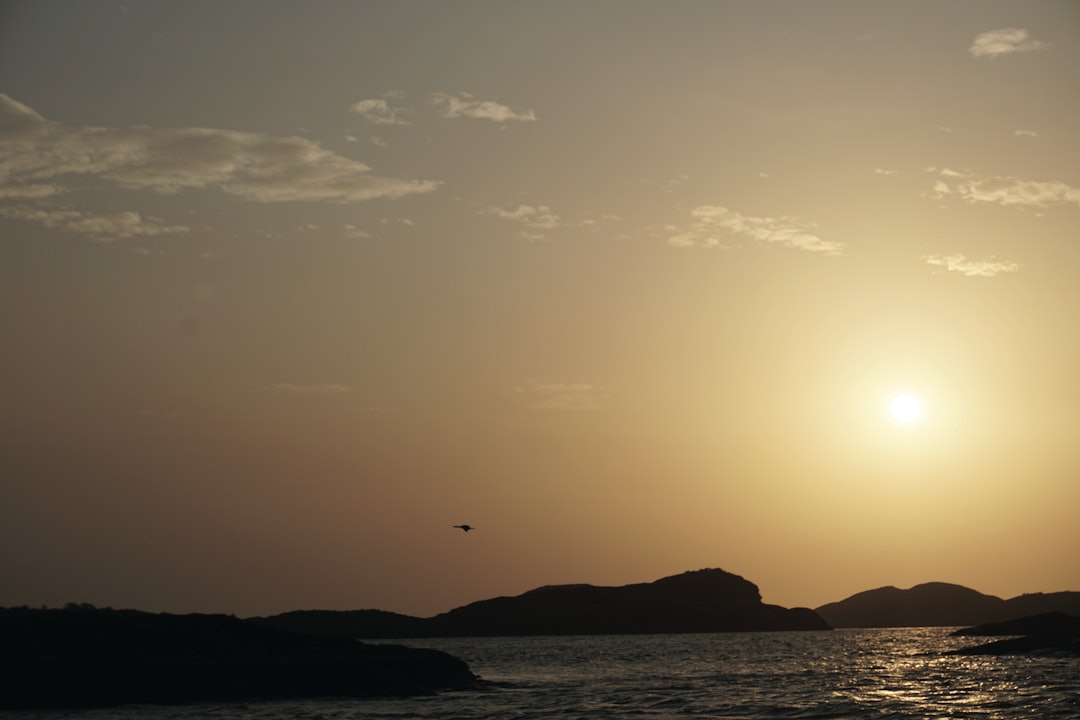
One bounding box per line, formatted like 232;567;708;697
1;1;1079;619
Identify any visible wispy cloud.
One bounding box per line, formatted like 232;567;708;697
349;92;410;125
1013;129;1038;138
665;175;690;193
873;168;898;176
0;93;439;204
343;223;369;239
928;168;1080;208
254;383;353;395
484;204;561;229
0;205;188;241
969;28;1050;58
581;213;621;226
923;254;1021;277
431;93;537;123
0;183;63;199
667;205;843;255
515;381;599;411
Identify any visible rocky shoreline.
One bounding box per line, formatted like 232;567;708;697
0;606;477;710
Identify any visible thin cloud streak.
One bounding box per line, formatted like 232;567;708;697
929;168;1080;209
667;205;843;255
0;205;188;241
484;204;561;229
0;93;439;204
923;254;1021;277
431;93;537;122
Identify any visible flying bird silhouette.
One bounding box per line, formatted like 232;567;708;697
453;524;475;532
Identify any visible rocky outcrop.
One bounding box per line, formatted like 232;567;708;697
815;584;1080;629
259;569;831;638
951;611;1080;637
0;606;477;710
949;612;1080;657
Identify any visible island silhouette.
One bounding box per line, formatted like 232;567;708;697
259;569;829;638
814;582;1080;628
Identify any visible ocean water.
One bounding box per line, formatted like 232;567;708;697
5;628;1078;719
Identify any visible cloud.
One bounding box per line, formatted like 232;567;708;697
0;183;63;198
0;93;439;204
665;175;690;193
484;204;561;229
923;254;1021;277
873;168;898;176
343;223;369;239
431;93;537;122
1013;129;1038;138
349;93;410;125
970;28;1050;58
254;383;353;395
928;168;1080;208
581;213;621;226
0;205;188;240
515;381;599;411
667;205;843;255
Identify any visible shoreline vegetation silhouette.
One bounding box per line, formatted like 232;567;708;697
3;568;1078;709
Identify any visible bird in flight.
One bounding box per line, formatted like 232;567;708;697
453;524;475;532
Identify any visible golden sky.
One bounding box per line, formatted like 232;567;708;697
1;1;1078;618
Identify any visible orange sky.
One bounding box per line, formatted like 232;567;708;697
1;1;1078;618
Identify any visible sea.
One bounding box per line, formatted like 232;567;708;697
5;628;1078;719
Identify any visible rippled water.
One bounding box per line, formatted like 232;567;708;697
5;628;1078;719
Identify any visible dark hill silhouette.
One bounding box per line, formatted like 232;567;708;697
1001;591;1080;618
816;584;1080;628
264;609;428;638
259;569;830;638
0;606;476;710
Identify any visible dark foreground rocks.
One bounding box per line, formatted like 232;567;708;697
0;606;477;710
949;612;1080;657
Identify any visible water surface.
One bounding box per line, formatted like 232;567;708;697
6;628;1077;719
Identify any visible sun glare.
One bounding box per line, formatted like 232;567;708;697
889;394;922;424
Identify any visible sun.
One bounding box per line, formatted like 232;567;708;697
889;393;923;424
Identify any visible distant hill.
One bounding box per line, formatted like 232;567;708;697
258;568;830;638
0;606;476;710
815;583;1080;628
